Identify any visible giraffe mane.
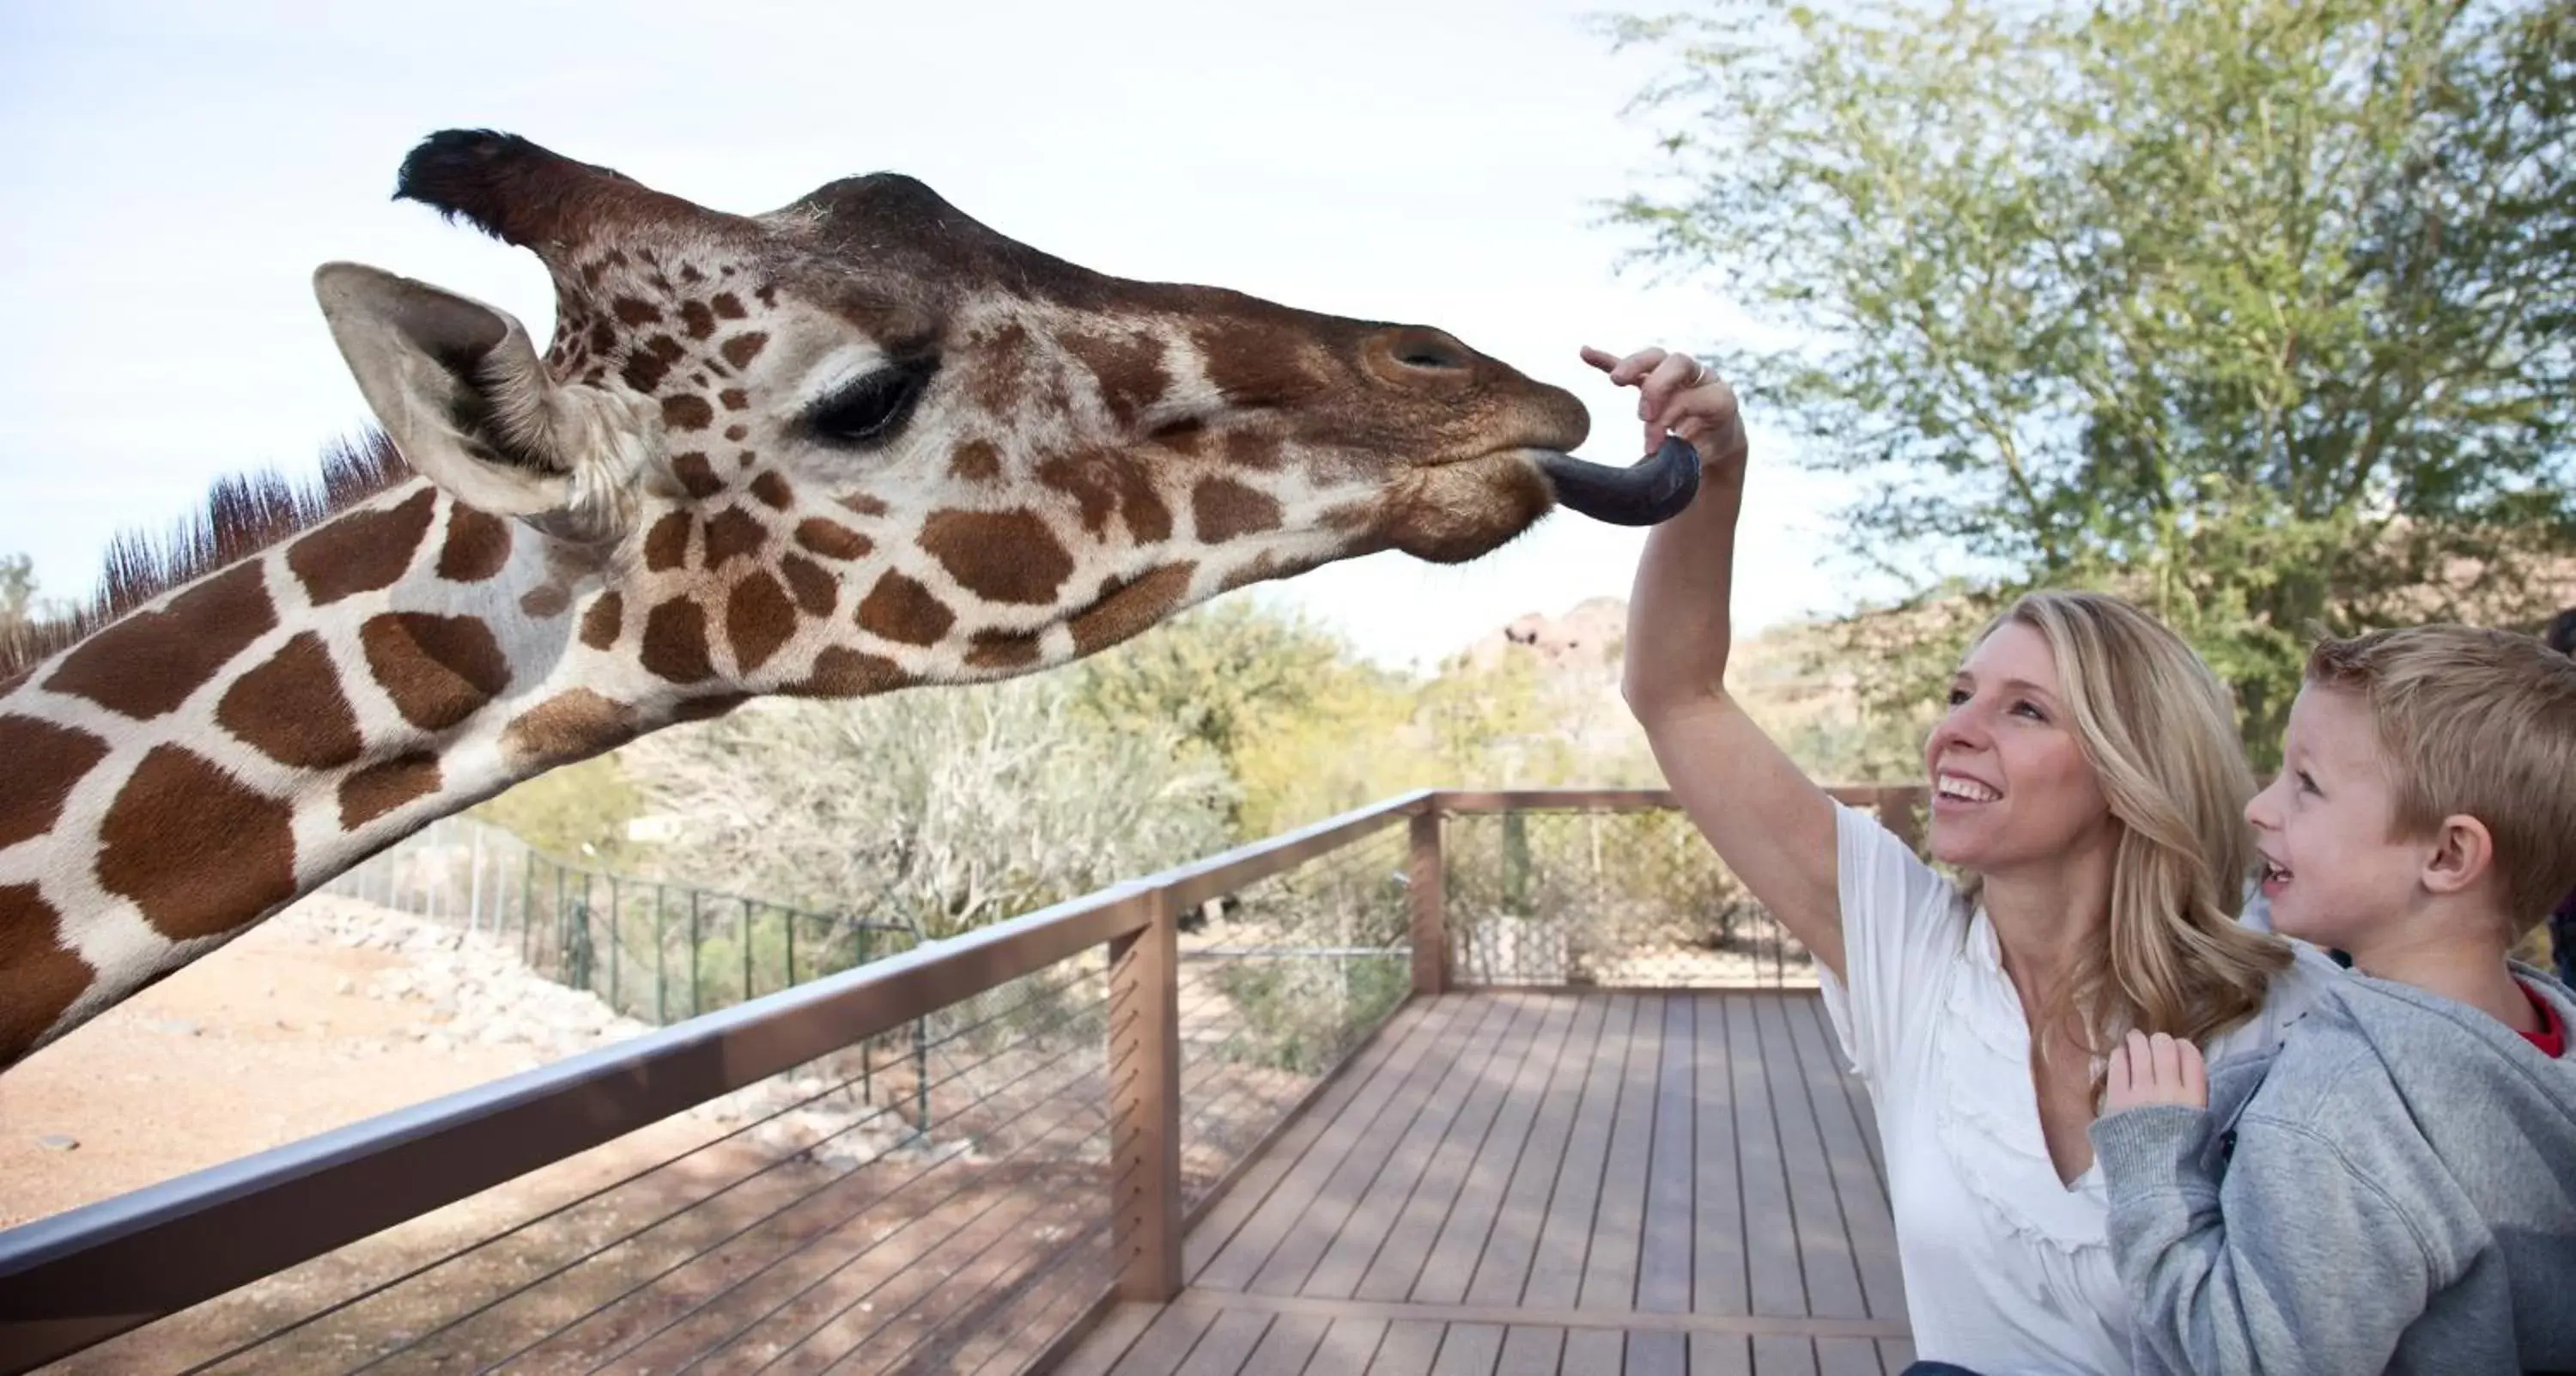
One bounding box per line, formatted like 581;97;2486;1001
1;430;415;690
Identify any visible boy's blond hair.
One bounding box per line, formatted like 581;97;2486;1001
2306;624;2576;935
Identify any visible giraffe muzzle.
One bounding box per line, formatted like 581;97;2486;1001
1537;435;1703;527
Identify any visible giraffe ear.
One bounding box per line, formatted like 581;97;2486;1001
313;261;588;522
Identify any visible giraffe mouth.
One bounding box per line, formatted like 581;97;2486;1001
1535;435;1703;527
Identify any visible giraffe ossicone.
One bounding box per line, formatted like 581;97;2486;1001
0;128;1696;1070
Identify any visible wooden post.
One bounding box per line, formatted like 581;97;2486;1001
1107;890;1182;1302
1410;807;1446;996
1876;786;1925;853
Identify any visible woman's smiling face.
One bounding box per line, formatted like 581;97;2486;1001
1923;620;2114;874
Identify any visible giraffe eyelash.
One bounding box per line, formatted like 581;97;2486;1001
801;358;938;447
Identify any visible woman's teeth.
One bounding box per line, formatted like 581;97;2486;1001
1936;774;2000;802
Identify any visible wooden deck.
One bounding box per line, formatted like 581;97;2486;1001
1052;990;1913;1376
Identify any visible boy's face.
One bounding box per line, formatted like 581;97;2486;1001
2245;683;2425;949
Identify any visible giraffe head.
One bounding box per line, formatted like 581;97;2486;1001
317;130;1691;734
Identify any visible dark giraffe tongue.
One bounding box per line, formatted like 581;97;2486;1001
1537;435;1702;527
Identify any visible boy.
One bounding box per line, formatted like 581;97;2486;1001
2090;624;2576;1376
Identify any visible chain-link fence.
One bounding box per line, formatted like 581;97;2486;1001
318;815;919;1027
1443;803;1862;989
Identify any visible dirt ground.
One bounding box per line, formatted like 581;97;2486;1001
0;913;544;1229
0;898;1317;1376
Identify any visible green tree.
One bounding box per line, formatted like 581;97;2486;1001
1605;0;2576;764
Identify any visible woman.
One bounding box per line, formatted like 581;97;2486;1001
1594;343;2341;1375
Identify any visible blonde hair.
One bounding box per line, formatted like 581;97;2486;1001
1959;591;2291;1067
2305;624;2576;935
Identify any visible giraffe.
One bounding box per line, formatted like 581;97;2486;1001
0;129;1697;1071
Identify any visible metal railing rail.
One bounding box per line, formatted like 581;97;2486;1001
0;783;1924;1374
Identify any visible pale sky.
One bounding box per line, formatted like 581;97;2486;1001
0;0;1889;671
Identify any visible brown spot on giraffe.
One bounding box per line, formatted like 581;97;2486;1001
644;512;694;571
678;299;717;340
1036;454;1120;536
749;472;794;510
44;563;278;721
727;572;797;673
787;647;905;698
724;424;750;442
951;440;1001;484
623;350;674;394
1193;479;1284;541
340;753;443;829
965;321;1034;414
641;597;715;683
1193;318;1322;405
1119;462;1175;542
436;505;513;582
216;633;364;770
520;585;571;619
287;487;440;606
795;520;872;561
0;886;91;1068
712;292;747;320
720;388;750;412
0;716;109;850
1061;329;1170;428
1223;428;1285;471
672;453;724;499
967;630;1043;671
361;613;513;731
580;592;624;650
1071;563;1199;656
919;510;1076;606
702;508;768;569
502;689;641;765
838;493;889;518
672;693;749;721
857;573;954;646
720;333;769;368
98;746;298;941
611;296;662;326
781;555;837;618
664;395;714;431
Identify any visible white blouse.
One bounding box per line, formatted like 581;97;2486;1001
1815;801;2333;1375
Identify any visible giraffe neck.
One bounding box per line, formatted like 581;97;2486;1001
0;478;668;1064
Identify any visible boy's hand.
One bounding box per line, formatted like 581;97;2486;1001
2104;1029;2208;1113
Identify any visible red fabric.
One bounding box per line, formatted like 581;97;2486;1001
2518;978;2567;1057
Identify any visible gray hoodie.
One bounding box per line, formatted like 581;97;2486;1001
2090;960;2576;1375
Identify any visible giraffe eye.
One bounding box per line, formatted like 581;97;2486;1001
804;362;933;447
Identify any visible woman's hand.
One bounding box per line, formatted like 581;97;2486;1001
1578;344;1748;479
2105;1029;2208;1114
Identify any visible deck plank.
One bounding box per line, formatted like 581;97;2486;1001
1366;1318;1447;1375
1637;995;1697;1317
1456;995;1610;1306
1193;996;1474;1292
1759;995;1868;1320
1782;991;1906;1322
1355;996;1560;1304
1246;998;1510;1296
1046;992;1911;1376
1580;992;1665;1313
1508;993;1635;1308
1304;998;1532;1298
1428;1323;1505;1376
1182;998;1453;1282
1729;998;1806;1318
1406;995;1591;1305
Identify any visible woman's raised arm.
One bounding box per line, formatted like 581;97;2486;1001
1589;345;1848;979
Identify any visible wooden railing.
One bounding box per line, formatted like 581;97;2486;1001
0;784;1925;1374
